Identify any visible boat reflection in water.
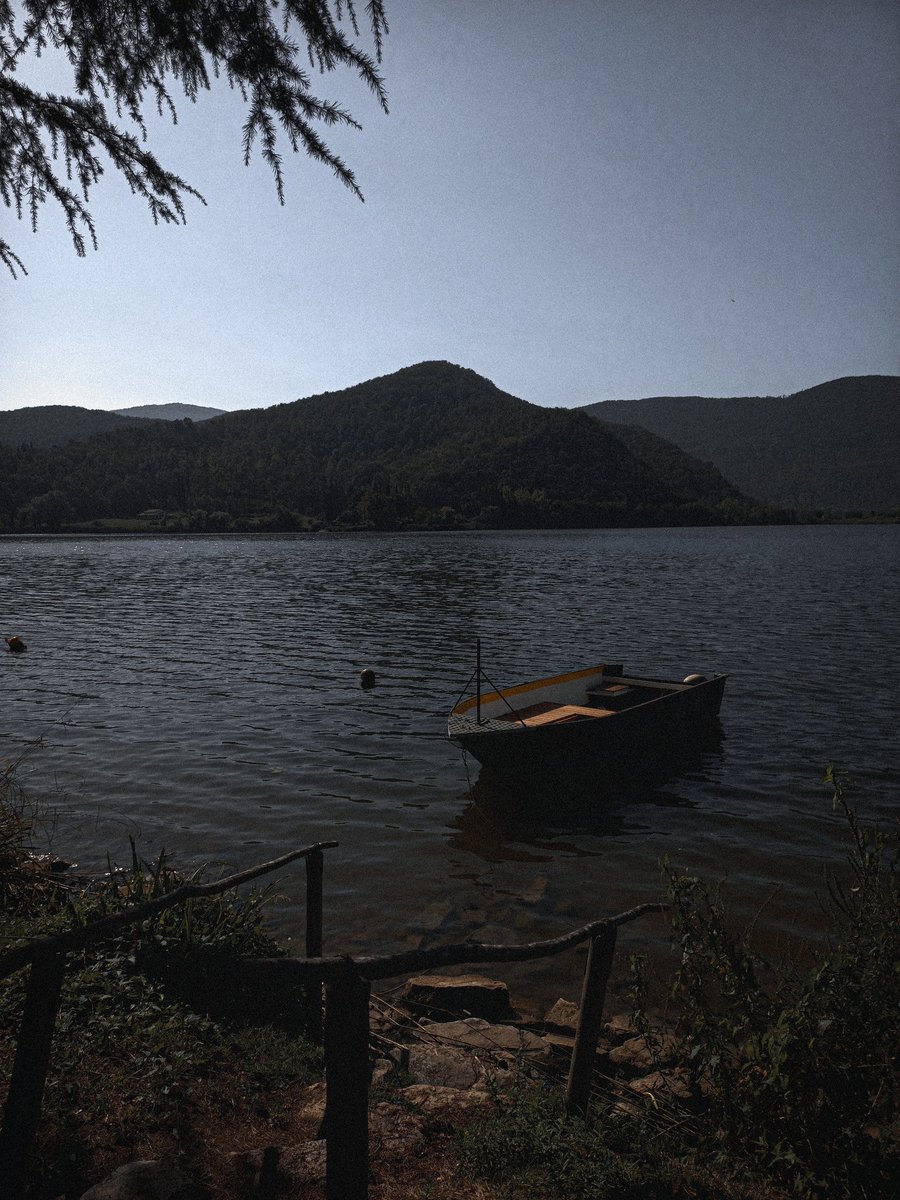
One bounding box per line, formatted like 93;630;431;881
449;718;724;863
448;648;727;799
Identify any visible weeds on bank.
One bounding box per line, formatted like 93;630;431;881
626;767;899;1198
0;743;60;910
460;772;898;1200
0;767;321;1196
460;1083;675;1199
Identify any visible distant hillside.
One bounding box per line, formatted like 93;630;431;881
0;406;142;448
114;403;226;421
0;402;226;450
0;362;759;533
582;376;900;513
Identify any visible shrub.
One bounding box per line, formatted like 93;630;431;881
460;1083;672;1199
634;770;899;1198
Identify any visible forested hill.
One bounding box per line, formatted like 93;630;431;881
0;362;762;533
0;403;225;449
0;405;144;447
582;376;900;513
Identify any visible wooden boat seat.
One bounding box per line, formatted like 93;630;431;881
518;704;616;727
494;701;616;726
586;683;634;706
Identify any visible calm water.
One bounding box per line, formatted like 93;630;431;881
2;527;898;1012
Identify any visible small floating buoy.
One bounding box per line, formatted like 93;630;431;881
683;673;706;684
360;668;376;689
4;635;26;653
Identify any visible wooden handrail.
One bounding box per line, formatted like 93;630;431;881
230;901;668;983
1;835;667;1200
0;841;338;981
0;840;338;1199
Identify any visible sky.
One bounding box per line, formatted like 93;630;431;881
1;0;898;413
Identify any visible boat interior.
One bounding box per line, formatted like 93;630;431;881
494;676;693;728
451;674;699;734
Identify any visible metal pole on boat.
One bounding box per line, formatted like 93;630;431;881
476;638;482;726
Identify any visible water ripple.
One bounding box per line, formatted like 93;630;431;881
2;527;898;1009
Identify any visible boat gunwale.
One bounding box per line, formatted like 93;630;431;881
450;662;611;718
449;670;727;737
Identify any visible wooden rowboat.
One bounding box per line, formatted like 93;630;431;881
448;653;726;792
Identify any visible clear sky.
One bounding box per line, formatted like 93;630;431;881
1;0;897;413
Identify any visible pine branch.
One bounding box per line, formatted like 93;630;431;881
1;1;390;271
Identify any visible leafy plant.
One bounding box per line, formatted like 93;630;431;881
0;742;65;912
460;1083;670;1199
0;829;322;1196
633;771;899;1198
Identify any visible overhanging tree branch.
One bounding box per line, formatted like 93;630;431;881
0;0;389;276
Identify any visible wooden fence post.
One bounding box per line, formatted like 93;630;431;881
0;949;67;1200
565;924;617;1118
305;848;324;958
323;966;371;1200
304;848;324;1043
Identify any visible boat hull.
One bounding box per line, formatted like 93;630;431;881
449;669;726;793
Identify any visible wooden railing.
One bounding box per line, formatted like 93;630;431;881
0;842;337;1200
0;844;667;1200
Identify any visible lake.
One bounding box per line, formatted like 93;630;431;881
2;526;898;1013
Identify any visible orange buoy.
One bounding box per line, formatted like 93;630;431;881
360;668;376;689
4;635;26;653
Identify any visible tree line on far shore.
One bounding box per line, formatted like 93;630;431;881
0;362;798;534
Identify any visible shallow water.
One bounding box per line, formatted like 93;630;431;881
2;526;898;1011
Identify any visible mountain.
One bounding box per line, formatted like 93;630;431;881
114;403;226;421
581;376;900;513
0;362;755;533
0;402;226;450
0;405;143;448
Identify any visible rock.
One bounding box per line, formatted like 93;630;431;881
420;1017;547;1056
542;1030;576;1053
224;1142;326;1194
608;1032;677;1075
369;1102;425;1156
627;1067;691;1102
612;1068;693;1117
401;974;515;1022
544;998;580;1031
80;1161;200;1200
371;1056;396;1086
406;1018;551;1088
292;1082;327;1134
398;1083;491;1119
406;1042;499;1090
602;1012;634;1043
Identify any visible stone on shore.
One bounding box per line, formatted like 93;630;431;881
544;997;580;1031
404;1017;551;1089
420;1017;547;1055
399;1082;491;1120
613;1068;693;1116
401;973;515;1022
80;1161;200;1200
608;1032;678;1074
602;1012;635;1042
224;1142;326;1195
